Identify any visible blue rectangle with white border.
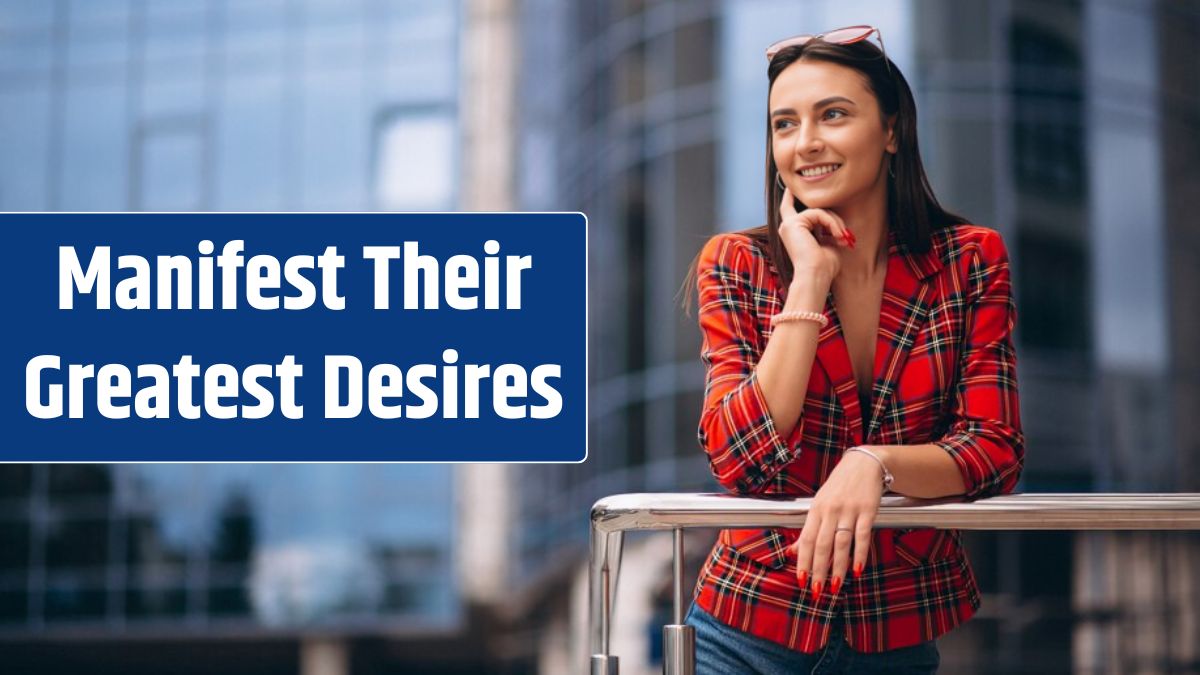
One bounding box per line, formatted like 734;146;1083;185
3;212;587;462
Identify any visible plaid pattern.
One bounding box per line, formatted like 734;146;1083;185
693;224;1024;654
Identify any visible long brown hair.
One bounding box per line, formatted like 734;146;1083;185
679;36;968;315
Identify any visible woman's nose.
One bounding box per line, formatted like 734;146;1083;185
797;122;824;154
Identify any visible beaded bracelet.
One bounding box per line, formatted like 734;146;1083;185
769;310;829;328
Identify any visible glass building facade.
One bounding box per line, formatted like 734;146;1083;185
0;0;461;648
0;464;456;629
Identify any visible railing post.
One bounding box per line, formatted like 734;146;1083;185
661;528;695;675
590;521;623;674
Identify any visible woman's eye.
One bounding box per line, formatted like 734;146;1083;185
773;119;795;131
823;109;847;120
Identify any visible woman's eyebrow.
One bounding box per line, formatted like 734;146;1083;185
770;96;857;117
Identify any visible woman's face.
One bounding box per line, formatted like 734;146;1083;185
770;59;896;213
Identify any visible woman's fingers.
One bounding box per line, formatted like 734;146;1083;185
806;209;854;249
830;526;853;595
797;209;854;249
853;516;874;581
778;189;856;249
809;518;836;597
780;186;799;219
793;514;816;588
797;508;872;599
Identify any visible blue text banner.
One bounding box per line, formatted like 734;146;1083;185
3;212;587;462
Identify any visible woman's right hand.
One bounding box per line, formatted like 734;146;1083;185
778;187;854;284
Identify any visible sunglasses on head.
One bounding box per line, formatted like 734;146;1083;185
765;25;891;76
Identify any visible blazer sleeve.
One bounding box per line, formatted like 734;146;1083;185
695;234;796;494
933;229;1025;499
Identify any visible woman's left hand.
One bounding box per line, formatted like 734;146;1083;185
790;450;885;598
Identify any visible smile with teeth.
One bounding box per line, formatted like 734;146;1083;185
799;164;842;178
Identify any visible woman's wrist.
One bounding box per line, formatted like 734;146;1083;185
845;446;894;491
786;275;830;313
791;265;833;290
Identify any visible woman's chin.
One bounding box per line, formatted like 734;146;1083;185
792;192;842;210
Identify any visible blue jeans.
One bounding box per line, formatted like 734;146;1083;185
684;603;940;674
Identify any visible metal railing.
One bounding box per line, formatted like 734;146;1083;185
588;492;1200;674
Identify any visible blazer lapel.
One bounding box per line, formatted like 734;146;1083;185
814;296;865;443
814;228;945;445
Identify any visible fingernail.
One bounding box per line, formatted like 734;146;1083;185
798;570;808;588
853;563;863;578
842;233;853;247
830;577;842;595
812;580;823;599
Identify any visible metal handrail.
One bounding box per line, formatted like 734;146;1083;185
588;492;1200;674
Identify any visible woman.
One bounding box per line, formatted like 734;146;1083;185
684;26;1024;673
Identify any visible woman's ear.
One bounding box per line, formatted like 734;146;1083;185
885;113;898;154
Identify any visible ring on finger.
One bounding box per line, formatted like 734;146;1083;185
835;526;854;534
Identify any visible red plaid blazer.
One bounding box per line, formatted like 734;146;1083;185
693;224;1024;654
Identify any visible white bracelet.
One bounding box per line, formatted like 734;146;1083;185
769;310;829;328
845;446;894;491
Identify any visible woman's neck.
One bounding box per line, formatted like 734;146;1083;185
832;194;889;285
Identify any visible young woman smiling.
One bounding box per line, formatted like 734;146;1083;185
683;26;1024;674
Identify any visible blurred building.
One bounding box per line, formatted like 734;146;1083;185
509;1;1200;673
0;1;498;673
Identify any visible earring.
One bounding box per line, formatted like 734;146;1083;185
888;157;896;178
775;172;785;190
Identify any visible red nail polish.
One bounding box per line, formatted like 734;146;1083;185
798;570;808;587
812;580;823;599
830;577;842;595
853;563;863;578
